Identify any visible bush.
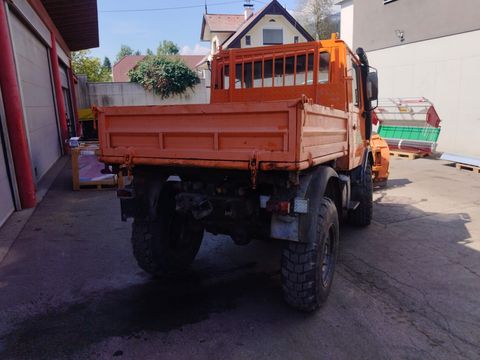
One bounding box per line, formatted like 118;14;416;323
128;56;200;99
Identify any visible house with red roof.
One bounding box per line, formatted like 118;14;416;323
198;0;313;68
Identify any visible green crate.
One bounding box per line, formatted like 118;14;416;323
378;125;441;142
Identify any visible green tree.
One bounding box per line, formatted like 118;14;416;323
128;56;199;99
103;57;112;70
157;40;180;56
296;0;338;40
146;48;154;56
116;44;135;62
72;50;111;82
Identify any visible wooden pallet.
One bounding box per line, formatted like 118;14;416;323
75;180;117;190
389;151;428;160
455;163;480;174
72;144;119;190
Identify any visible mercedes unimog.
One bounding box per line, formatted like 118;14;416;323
96;34;378;311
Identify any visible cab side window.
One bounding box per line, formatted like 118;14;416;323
347;54;360;107
318;52;330;84
352;64;359;107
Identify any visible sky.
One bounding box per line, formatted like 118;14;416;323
90;0;300;63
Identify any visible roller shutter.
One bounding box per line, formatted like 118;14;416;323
0;93;15;227
9;13;61;181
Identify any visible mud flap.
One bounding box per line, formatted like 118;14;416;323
271;214;299;241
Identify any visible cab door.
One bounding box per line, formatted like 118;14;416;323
346;52;365;169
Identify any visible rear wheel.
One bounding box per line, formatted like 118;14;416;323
281;197;339;312
349;161;373;226
131;208;204;277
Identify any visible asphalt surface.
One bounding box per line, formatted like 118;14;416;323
0;157;479;360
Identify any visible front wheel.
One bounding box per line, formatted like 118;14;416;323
281;197;339;312
349;161;373;227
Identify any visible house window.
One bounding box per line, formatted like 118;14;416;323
294;36;299;43
245;35;251;46
263;29;283;45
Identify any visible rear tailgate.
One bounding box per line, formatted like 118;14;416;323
97;100;300;171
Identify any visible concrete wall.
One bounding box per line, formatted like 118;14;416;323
353;0;480;51
367;30;480;157
81;79;209;107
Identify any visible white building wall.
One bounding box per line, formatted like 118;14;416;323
367;30;480;157
339;0;353;49
211;33;231;54
240;15;308;48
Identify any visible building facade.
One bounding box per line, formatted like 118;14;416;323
0;0;99;226
337;0;480;158
199;0;314;68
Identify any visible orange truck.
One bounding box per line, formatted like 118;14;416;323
97;35;378;311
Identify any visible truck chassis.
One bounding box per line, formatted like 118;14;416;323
99;38;378;311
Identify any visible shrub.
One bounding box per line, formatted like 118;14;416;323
128;56;200;99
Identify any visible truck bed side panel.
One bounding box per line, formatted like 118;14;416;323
98;100;349;171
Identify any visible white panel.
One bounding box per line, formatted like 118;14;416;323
340;1;354;49
59;65;69;88
56;41;70;67
10;13;61;181
367;30;480;157
10;0;51;46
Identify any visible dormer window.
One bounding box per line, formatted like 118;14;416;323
263;29;283;45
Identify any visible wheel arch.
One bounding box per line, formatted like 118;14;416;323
297;166;341;243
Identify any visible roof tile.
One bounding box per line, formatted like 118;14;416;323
204;14;245;32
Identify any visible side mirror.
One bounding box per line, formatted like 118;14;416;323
366;70;378;102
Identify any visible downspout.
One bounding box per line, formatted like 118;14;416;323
49;31;69;153
0;0;36;208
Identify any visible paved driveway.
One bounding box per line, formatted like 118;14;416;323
0;158;479;360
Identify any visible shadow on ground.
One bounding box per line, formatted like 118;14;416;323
0;161;479;359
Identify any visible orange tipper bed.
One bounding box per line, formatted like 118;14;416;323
96;99;352;172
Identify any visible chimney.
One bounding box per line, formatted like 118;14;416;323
244;0;254;20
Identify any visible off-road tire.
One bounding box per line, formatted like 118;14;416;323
131;211;204;277
281;197;339;312
349;162;373;227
